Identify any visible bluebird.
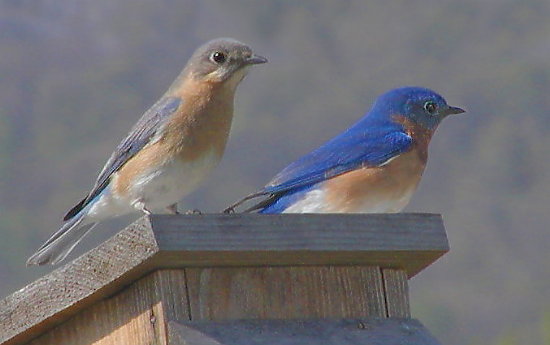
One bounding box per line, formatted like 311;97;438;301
225;87;464;214
27;38;267;265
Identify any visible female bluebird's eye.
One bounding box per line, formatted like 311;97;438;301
210;51;226;64
424;101;437;114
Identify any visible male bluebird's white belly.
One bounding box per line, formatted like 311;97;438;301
282;185;415;213
283;189;327;213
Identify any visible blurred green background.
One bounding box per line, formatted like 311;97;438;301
1;1;549;344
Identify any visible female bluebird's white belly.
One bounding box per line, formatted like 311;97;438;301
126;149;220;211
86;149;220;219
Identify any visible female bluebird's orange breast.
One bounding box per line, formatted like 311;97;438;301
164;79;235;162
323;147;427;213
113;79;236;197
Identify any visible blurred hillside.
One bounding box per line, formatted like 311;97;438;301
1;1;549;344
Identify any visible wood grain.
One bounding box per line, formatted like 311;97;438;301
17;268;416;345
22;270;189;345
185;266;385;320
153;213;448;277
166;318;442;345
0;218;158;345
152;270;191;322
0;213;447;344
382;268;410;318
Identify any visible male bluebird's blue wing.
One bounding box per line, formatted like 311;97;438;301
264;128;413;195
64;96;182;220
228;125;413;214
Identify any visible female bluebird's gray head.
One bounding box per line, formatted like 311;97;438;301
185;38;267;84
374;87;465;130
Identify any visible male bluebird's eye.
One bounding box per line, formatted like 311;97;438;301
210;51;226;64
424;101;437;114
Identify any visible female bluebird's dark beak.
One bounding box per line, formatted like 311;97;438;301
445;105;466;115
245;54;268;65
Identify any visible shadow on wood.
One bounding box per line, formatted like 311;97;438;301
167;319;442;345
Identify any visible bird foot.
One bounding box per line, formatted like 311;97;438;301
135;201;152;215
223;207;235;214
185;209;202;215
166;204;180;215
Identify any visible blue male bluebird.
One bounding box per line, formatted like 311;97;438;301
27;38;267;265
224;87;464;214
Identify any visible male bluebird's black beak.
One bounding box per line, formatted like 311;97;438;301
245;54;268;65
445;106;466;115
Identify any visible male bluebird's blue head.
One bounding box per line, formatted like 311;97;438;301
372;87;465;130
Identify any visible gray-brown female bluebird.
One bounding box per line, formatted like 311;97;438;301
27;38;267;265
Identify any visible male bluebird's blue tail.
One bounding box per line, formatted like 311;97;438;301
26;211;97;265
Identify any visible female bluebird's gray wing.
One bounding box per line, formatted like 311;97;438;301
64;96;182;221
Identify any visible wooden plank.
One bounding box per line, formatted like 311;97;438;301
151;214;445;251
152;270;191;322
382;268;410;318
26;271;164;345
25;270;189;345
185;266;385;320
166;318;442;345
0;213;447;345
152;214;447;274
0;218;159;345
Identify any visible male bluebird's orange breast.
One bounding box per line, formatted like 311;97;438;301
323;147;427;213
323;118;434;213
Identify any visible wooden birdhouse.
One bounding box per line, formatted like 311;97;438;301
0;213;448;344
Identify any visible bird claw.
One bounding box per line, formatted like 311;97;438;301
166;204;180;215
135;201;152;215
223;207;235;214
185;209;202;215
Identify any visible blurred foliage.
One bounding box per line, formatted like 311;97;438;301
0;1;549;344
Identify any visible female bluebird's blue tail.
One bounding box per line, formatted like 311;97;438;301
26;212;97;265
